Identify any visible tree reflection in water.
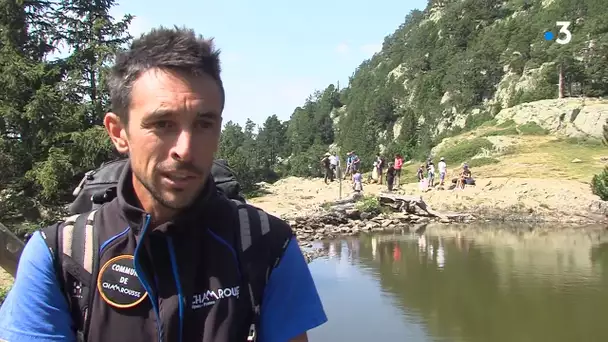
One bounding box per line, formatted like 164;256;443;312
310;222;608;342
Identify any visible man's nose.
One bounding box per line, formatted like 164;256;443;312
171;130;193;161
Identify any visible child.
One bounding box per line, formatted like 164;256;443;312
416;164;425;181
427;160;435;187
386;162;396;191
352;170;363;193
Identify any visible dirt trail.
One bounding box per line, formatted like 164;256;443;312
248;176;607;223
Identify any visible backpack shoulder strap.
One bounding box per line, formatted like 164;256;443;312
40;210;100;342
229;200;293;341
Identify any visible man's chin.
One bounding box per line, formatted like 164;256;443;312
155;186;203;210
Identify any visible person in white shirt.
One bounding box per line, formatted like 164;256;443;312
438;157;447;186
427;161;436;187
329;153;339;178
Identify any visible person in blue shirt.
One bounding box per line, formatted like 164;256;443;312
0;26;326;342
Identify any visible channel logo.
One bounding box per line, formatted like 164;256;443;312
543;21;572;45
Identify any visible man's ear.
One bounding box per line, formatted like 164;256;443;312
104;112;129;154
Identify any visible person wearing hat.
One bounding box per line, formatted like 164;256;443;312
438;157;447;186
321;152;333;184
456;163;472;189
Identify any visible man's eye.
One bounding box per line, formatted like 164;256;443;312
154;121;173;129
196;120;214;129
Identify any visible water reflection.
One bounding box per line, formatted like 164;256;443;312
308;223;608;342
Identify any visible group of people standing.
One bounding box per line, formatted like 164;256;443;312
416;157;474;190
321;151;476;193
370;154;404;192
321;151;409;192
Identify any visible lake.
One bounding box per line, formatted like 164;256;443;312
307;222;608;342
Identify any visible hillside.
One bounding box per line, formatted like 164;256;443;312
2;0;608;234
217;0;608;193
248;116;608;224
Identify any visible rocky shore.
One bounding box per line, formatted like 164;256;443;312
295;193;474;262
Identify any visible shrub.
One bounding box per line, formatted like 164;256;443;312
518;122;549;135
356;196;381;214
0;286;9;306
437;138;494;164
591;167;608;201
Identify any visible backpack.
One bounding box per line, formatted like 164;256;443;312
68;158;247;214
40;159;279;342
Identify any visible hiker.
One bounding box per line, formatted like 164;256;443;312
455;163;474;189
394;154;404;188
438;157;447;186
321;152;333;184
0;27;327;342
417;164;428;191
386;162;396;191
416;164;425;181
376;154;385;185
329;152;339;179
352;169;363;193
343;151;353;179
427;159;435;188
371;161;379;183
350;151;361;174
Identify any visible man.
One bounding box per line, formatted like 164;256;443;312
350;151;361;173
394;154;403;188
438;157;447;186
343;151;353;179
0;27;326;342
329;153;338;179
320;152;332;184
375;154;385;185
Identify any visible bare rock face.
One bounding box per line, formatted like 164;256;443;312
494;98;608;139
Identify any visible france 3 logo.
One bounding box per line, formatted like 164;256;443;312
543;21;572;45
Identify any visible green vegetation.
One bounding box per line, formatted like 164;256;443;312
591;169;608;200
482;120;549;137
497;120;517;129
518;122;550;135
591;119;608;200
0;286;8;306
559;136;604;147
356;196;382;214
2;0;608;235
437;138;494;165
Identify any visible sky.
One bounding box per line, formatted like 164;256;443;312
108;0;427;127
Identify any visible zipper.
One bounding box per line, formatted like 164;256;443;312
167;237;184;342
133;214;163;341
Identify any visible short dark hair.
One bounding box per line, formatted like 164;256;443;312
108;26;225;122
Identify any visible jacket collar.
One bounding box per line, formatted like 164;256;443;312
116;162;217;234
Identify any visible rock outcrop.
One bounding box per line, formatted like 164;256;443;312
494;98;608;139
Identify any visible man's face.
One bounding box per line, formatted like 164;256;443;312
108;68;223;210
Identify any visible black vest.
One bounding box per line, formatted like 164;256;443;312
45;167;293;342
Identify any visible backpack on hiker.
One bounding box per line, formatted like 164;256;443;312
68;158;247;214
40;159;283;342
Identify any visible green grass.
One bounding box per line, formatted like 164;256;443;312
557;136;603;147
437;137;494;164
518;122;549;135
468;157;500;168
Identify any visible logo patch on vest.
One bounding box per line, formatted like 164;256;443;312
97;255;148;309
191;286;240;310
